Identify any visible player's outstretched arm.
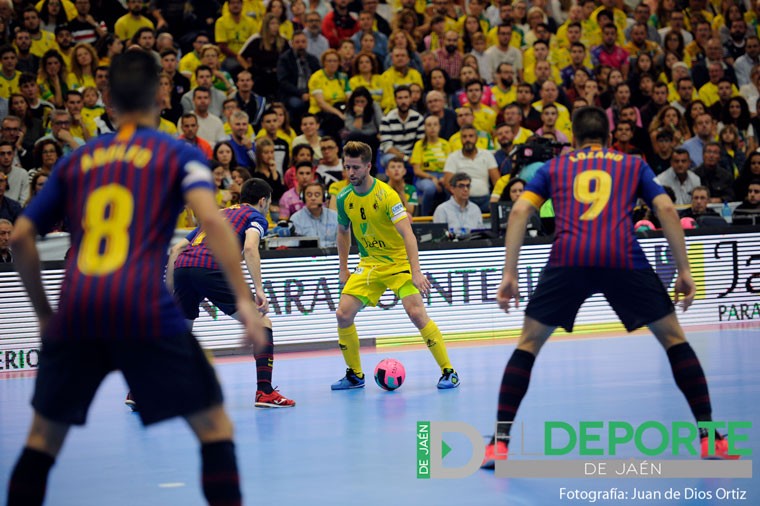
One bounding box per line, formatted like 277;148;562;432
185;187;263;344
652;193;696;311
498;199;534;312
243;228;268;314
337;224;352;287
394;216;431;297
10;217;53;332
165;239;190;293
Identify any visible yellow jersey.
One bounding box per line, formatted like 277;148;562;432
410;138;451;173
379;67;423;112
114;14;155;42
308;70;349;114
179;51;202;78
349;73;384;105
215;13;258;55
81;105;104;126
491;84;517;110
486;26;524;49
67;72;96;90
0;71;20;99
471;104;498;135
29;31;59;59
336;179;409;264
222;0;265;35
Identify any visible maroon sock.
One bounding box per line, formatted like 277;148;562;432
495;349;536;444
255;327;274;394
7;447;55;506
201;441;241;506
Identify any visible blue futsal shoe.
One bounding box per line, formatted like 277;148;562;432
331;368;366;390
437;368;460;389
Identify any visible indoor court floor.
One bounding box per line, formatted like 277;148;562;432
1;327;758;505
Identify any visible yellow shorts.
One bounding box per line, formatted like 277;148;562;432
341;261;419;306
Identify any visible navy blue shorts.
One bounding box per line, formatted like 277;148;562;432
174;267;238;320
32;331;223;426
525;266;675;333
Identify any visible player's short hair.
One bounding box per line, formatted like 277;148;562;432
19;72;36;87
230;110;249;123
672;148;690;159
193;86;210;99
394;84;411;97
343;140;373;164
261;107;278;121
109;51;160;113
0;45;16;58
572;106;610;146
240;178;273;205
295;160;313;172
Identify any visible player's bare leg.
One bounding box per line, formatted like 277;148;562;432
483;317;556;468
185;404;242;505
401;293;459;388
332;294;367;389
648;313;738;459
7;412;70;505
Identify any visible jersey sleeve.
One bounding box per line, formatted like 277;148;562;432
176;142;215;194
521;161;551;208
22;157;67;236
336;188;350;227
636;160;666;208
185;227;200;242
249;211;268;237
384;186;407;224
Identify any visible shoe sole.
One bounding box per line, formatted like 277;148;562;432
124;400;138;412
255;401;296;408
331;383;365;390
437;380;461;389
481;459;496;470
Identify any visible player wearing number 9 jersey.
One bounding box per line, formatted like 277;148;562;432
7;51;257;506
481;107;740;469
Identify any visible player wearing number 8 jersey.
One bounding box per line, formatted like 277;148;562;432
331;141;459;390
7;52;259;506
481;106;740;469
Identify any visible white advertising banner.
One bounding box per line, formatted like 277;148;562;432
1;233;759;372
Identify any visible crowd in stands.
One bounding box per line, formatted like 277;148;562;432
0;0;760;244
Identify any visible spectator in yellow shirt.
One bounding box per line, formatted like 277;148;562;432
114;0;155;42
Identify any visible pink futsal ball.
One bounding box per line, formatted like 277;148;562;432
374;358;406;391
680;217;697;230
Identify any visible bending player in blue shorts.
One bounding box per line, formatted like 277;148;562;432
166;178;295;408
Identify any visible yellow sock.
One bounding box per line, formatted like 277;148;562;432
420;320;452;371
337;324;363;376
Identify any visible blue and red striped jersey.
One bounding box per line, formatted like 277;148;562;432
23;125;215;340
174;205;268;270
523;146;665;269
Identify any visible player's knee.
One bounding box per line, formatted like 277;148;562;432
336;306;356;327
187;405;234;443
405;305;428;327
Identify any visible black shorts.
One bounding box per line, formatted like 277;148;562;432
525;266;675;333
174;267;238;320
32;332;223;426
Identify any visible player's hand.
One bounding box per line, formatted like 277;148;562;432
673;272;696;312
339;267;350;288
497;272;520;313
412;270;431;297
255;292;269;315
236;299;266;348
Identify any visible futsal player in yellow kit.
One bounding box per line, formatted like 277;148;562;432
331;142;459;390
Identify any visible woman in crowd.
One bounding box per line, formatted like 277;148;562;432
9;93;43;157
411;114;451;216
343;86;382;156
213;141;238;188
239;12;288;100
67;43;98;90
38;50;69;108
649;106;691;147
254;138;286;207
349;51;384;106
308;49;349;138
